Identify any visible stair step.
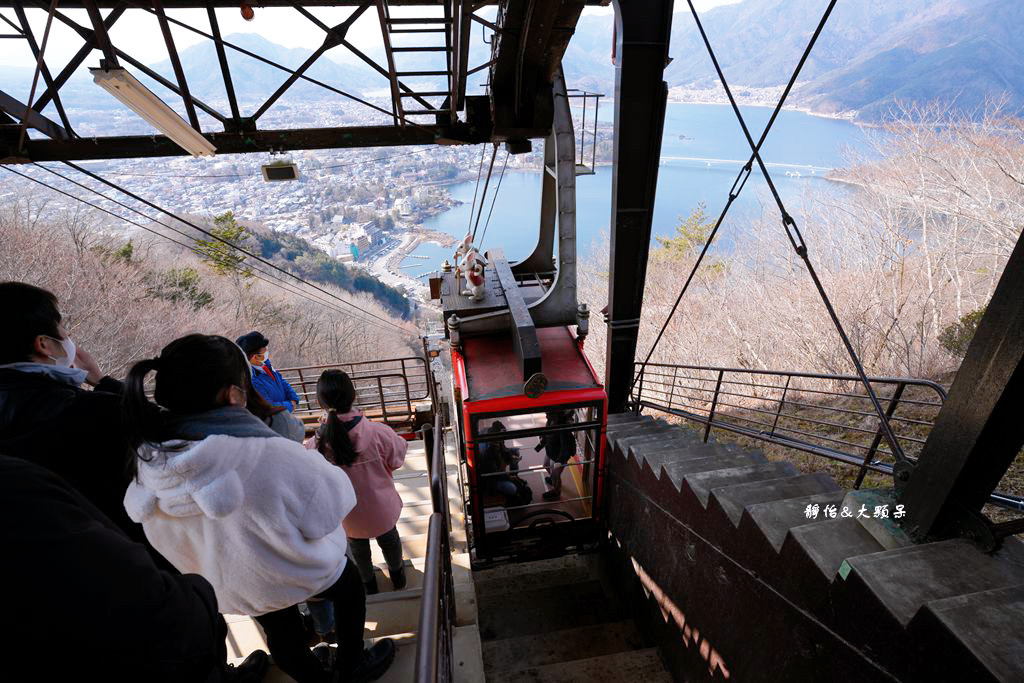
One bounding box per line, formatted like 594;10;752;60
656;453;767;487
367;552;472;595
365;584;476;638
741;491;849;551
682;462;800;507
369;531;467;566
908;583;1024;681
477;579;625;640
482;620;645;672
486;647;671;683
839;538;1024;627
783;516;885;583
474;561;592;597
472;554;587;583
634;442;756;475
373;633;417;683
606;412;649;427
709;472;842;526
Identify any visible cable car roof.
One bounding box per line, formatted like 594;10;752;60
462;326;599;403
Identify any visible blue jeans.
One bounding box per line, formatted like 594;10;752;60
306;598;334;635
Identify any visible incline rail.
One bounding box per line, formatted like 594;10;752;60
278;356;429;428
415;416;456;682
632;362;1024;511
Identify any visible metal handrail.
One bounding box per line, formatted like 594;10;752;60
631;362;1024;512
415;417;455;682
279;357;429;430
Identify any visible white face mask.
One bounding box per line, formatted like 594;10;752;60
45;335;76;369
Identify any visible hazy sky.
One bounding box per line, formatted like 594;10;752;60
0;0;743;70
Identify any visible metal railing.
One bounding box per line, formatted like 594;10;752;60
415;416;456;683
632;362;1024;511
278;356;429;426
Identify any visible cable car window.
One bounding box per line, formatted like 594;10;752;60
469;404;603;537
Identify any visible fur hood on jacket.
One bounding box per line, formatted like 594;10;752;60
125;433;356;616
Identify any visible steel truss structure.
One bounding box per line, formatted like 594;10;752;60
0;0;600;161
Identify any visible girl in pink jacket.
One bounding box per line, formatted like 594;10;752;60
306;369;408;595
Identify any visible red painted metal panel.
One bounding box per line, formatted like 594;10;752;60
463;326;600;402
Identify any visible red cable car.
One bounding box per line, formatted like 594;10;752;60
429;71;607;567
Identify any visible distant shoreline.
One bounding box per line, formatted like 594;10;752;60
664;85;860;123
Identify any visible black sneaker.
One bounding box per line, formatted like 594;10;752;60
542;489;561;501
312;642;336;670
363;576;379;595
390;564;407;591
223;649;269;683
339;639;396;683
544;476;552;486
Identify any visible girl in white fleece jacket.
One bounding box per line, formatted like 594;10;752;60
122;334;394;683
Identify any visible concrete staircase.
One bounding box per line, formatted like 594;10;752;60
225;437;485;682
473;554;673;682
603;412;1024;680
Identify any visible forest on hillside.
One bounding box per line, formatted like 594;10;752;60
0;207;418;378
581;100;1023;382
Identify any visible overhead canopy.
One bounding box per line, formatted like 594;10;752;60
0;0;601;162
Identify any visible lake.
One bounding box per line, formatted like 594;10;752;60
405;102;870;273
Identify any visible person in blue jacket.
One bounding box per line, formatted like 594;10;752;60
236;331;301;413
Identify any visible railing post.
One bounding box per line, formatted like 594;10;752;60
855;381;906;489
770;375;791;438
296;368;306;411
704;369;724;443
633;364;645;414
422;423;434;481
667;365;678;411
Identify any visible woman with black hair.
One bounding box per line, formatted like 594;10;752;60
305;369;408;596
122;334;394;683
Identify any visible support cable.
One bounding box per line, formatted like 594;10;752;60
470;143;498;244
633;0;837;392
477;149;511;249
1;166;399;333
46;161;414;336
639;0;908;469
465;143;487;238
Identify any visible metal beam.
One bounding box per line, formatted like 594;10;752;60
32;3;125;111
0;88;67;140
151;0;201;130
81;0;118;64
603;0;674;413
13;1;75;135
901;229;1024;540
206;4;240;128
0;0;525;6
2;123;485;160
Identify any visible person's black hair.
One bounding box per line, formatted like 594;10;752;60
124;334;250;454
0;281;62;364
316;369;358;467
236;331;270;357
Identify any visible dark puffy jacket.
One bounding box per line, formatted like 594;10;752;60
0;368;140;541
0;455;225;682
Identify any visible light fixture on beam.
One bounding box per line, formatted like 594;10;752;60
91;67;216;158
